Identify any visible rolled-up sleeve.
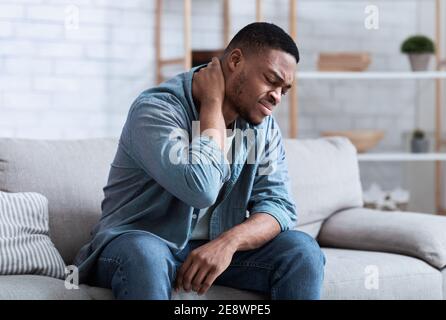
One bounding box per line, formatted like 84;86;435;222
126;98;230;209
248;119;298;231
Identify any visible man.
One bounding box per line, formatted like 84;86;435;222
74;22;325;300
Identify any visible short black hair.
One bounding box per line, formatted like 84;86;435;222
224;22;299;64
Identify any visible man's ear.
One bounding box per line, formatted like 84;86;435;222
227;48;243;72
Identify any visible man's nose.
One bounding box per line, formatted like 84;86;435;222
269;88;282;105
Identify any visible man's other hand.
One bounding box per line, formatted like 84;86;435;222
174;236;237;295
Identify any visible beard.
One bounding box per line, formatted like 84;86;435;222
236;104;262;126
228;70;263;126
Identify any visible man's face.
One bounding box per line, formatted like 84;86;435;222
226;48;296;125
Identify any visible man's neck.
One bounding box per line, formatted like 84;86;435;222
222;98;238;128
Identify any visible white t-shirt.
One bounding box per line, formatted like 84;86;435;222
190;121;236;240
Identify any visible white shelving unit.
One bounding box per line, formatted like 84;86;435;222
358;153;446;162
298;70;446;163
297;68;446;212
299;71;446;163
297;71;446;80
290;0;445;214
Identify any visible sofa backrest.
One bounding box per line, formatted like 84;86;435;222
284;137;363;237
0;136;363;264
0;138;119;264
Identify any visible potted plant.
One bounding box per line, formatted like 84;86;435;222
411;129;429;153
401;35;435;71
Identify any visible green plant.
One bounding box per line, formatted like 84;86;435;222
412;129;425;139
401;35;435;54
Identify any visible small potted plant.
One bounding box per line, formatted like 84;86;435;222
401;35;435;71
411;129;429;153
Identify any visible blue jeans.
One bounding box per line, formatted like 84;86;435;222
89;230;326;300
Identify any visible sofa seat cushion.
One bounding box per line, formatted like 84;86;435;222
172;285;266;300
0;275;93;299
442;268;446;300
78;284;114;300
74;284;264;300
322;248;443;300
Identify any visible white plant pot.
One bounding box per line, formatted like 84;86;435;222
408;53;432;71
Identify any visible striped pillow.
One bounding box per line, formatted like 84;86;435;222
0;191;66;279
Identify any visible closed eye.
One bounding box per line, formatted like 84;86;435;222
265;75;276;86
264;74;289;96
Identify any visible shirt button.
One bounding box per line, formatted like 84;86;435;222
192;214;198;219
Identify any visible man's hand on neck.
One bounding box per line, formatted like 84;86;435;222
192;57;235;150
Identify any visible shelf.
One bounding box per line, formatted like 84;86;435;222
357;153;446;162
296;71;446;80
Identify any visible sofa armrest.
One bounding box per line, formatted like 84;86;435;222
317;207;446;269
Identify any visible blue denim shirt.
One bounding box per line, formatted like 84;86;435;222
74;66;297;283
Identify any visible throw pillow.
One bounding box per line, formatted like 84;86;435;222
0;191;66;279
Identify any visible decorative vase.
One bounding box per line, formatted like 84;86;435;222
411;138;429;153
408;53;431;71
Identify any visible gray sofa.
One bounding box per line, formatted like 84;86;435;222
0;136;445;300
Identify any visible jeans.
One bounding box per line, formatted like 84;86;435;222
89;230;326;300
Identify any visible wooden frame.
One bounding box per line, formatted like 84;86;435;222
155;0;191;84
434;0;445;214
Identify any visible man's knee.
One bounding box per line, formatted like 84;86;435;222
275;230;326;274
103;232;174;270
98;232;176;299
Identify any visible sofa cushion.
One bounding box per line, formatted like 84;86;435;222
173;285;266;300
283;137;363;237
442;268;446;300
0;138;119;264
0;275;92;299
78;284;265;300
79;284;114;300
0;191;66;279
318;207;446;269
322;248;443;299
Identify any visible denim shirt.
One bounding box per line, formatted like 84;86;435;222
74;66;297;283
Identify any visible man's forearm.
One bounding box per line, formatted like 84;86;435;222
217;212;281;251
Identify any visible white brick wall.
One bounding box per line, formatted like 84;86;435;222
0;0;156;139
0;0;440;141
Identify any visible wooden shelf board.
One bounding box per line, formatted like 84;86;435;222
159;58;185;66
